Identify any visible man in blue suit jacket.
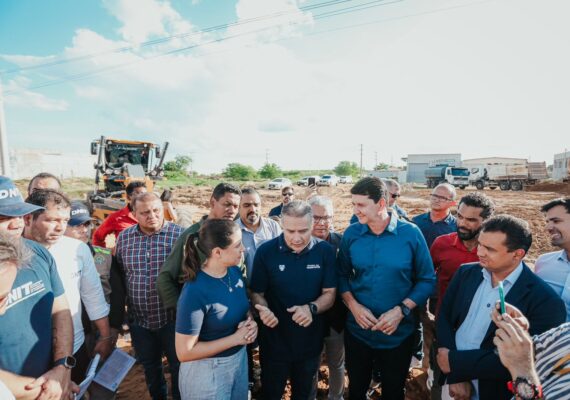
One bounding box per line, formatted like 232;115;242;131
436;215;565;400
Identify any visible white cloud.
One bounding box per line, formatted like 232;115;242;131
3;77;68;111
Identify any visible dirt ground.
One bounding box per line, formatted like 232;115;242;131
112;182;569;400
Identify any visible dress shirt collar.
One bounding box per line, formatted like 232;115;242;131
481;261;524;288
359;211;398;236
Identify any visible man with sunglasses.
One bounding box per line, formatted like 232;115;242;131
269;186;295;218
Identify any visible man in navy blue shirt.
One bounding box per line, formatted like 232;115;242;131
250;200;337;400
338;177;435;400
412;183;457;248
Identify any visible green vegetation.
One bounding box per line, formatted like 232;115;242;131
334;161;359;177
222;163;258;180
258;163;282;179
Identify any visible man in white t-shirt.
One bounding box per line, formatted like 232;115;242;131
24;189;112;383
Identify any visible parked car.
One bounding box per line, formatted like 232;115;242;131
296;176;320;186
339;175;353;184
317;175;339;186
268;177;292;190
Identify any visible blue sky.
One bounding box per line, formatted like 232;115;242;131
1;0;569;173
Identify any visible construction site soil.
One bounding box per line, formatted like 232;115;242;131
104;183;569;399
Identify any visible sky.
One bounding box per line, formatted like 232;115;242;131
1;0;569;173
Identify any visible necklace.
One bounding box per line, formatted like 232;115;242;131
219;273;233;292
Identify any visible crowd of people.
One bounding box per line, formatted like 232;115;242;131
0;172;568;400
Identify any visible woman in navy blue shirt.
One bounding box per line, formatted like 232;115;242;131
175;219;257;400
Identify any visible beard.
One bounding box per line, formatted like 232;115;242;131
457;226;481;241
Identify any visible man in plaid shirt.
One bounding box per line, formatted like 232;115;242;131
115;192;183;400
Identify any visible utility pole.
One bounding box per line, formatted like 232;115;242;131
375;151;378;170
265;148;270;165
360;144;363;178
0;80;11;176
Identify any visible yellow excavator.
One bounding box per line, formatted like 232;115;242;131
88;136;170;222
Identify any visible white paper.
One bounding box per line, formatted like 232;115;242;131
93;349;136;392
76;354;100;400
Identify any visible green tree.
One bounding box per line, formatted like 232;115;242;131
223;163;258;180
334;161;359;176
258;163;282;179
374;163;391;171
164;155;192;172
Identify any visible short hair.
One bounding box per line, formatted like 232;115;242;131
0;235;30;270
241;187;260;197
281;186;294;195
308;195;334;216
434;183;457;200
25;189;71;219
350;177;388;204
212;183;242;201
132;192;161;210
459;192;495;219
27;172;62;193
160;189;173;202
282;200;312;219
126;181;147;197
481;215;532;253
383;179;401;191
541;198;570;214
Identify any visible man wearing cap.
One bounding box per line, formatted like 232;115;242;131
0;176;76;400
65;201;122;400
92;181;147;247
24;189;111;384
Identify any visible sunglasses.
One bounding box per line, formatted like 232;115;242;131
391;193;401;199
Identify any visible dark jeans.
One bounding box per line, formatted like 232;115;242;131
130;322;180;400
345;330;414;400
260;355;320;400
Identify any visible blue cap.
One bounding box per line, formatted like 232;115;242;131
0;176;44;217
69;201;93;226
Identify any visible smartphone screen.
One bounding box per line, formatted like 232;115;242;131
498;281;506;314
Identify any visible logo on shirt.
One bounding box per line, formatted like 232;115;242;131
306;264;321;269
236;279;244;288
5;280;46;311
278;264;286;272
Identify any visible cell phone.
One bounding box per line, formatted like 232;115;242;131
498;281;506;315
308;177;316;186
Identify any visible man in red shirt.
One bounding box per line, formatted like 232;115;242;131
431;192;495;315
428;192;494;399
92;181;147;247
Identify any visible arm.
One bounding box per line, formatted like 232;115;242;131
157;231;189;309
92;215;115;247
405;229;436;307
436;266;464;350
175;320;257;362
0;370;41;400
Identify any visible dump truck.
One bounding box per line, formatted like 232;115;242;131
468;161;547;191
425;164;470;189
88;136;169;221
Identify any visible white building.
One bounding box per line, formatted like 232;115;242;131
402;154;461;184
10;148;97;179
368;169;407;183
462;157;527;167
553;150;570;181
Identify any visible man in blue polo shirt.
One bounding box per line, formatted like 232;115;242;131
251;200;337;400
338;177;435;400
412;183;457;248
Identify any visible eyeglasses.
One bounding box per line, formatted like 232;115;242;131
313;215;333;223
282;192;294;197
391;193;401;199
430;194;453;202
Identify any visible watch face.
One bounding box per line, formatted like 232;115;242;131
515;378;537;399
65;356;77;368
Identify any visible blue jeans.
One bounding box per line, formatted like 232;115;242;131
178;346;248;400
130;322;180;400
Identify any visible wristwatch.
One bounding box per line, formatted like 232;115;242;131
54;355;77;369
398;302;411;317
507;377;543;399
308;302;318;316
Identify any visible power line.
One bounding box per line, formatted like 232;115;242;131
2;0;397;96
2;0;492;97
0;0;356;76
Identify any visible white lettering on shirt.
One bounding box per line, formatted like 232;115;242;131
5;280;46;310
